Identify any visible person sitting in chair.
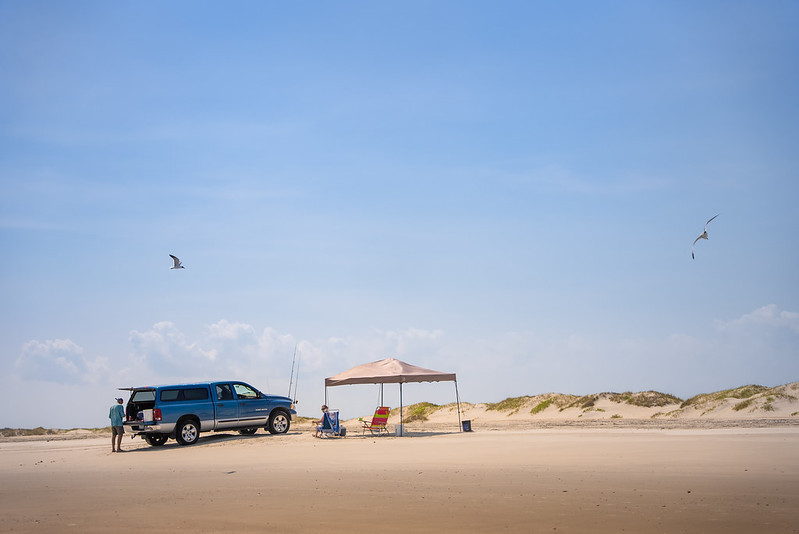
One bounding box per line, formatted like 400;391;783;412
313;405;329;438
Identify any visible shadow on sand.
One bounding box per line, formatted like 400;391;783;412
125;430;304;451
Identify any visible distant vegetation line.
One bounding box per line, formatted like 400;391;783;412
1;427;112;437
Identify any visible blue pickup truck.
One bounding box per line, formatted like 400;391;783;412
121;380;296;446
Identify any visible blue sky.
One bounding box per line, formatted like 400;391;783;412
2;1;798;428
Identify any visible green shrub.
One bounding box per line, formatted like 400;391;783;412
0;427;59;437
723;385;769;400
486;396;532;412
563;394;598;410
610;391;682;408
402;402;439;423
530;398;553;415
682;385;769;408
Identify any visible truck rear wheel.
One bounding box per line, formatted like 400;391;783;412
267;411;290;434
175;418;200;445
144;434;168;446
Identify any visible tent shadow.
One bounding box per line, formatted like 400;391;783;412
347;429;465;438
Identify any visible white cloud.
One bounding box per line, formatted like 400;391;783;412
207;319;258;341
127;321;217;380
15;338;109;384
120;320;305;389
115;322;452;410
716;304;799;334
376;327;445;359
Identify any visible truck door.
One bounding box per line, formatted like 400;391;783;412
233;382;270;428
213;383;239;429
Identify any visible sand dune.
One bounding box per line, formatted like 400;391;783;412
338;381;799;433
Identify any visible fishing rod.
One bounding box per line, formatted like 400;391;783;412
292;348;301;403
287;344;297;398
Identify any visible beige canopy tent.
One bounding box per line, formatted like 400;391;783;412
324;357;462;433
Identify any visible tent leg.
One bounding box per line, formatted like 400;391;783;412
324;387;328;407
399;382;403;436
455;380;462;432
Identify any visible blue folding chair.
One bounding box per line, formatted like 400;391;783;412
317;410;344;437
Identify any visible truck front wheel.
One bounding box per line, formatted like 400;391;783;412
267;411;290;434
175;419;200;445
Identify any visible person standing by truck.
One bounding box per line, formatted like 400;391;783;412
109;398;125;452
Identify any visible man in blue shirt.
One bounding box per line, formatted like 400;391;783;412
109;398;125;452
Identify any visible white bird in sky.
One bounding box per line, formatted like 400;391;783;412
691;214;719;259
169;254;185;269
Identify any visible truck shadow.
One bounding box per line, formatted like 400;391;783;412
128;430;305;451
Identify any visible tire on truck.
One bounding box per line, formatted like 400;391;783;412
267;410;291;434
144;434;168;446
175;417;200;445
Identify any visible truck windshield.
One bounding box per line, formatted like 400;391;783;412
233;383;259;399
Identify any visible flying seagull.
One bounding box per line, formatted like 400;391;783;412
691;214;719;259
169;254;185;269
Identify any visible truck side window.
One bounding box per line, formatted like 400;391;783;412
161;389;181;401
183;388;209;401
216;384;234;401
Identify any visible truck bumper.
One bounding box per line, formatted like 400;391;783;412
124;422;175;435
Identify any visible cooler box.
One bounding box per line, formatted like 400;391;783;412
137;409;154;422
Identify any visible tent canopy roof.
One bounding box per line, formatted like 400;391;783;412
324;357;456;387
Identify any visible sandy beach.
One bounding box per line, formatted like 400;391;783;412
2;419;798;533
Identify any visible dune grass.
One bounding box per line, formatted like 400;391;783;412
402;402;440;423
682;384;798;412
294;416;315;424
530;398;553;415
0;427;58;437
0;427;109;438
485;396;534;414
681;385;770;408
609;391;683;408
564;394;599;410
